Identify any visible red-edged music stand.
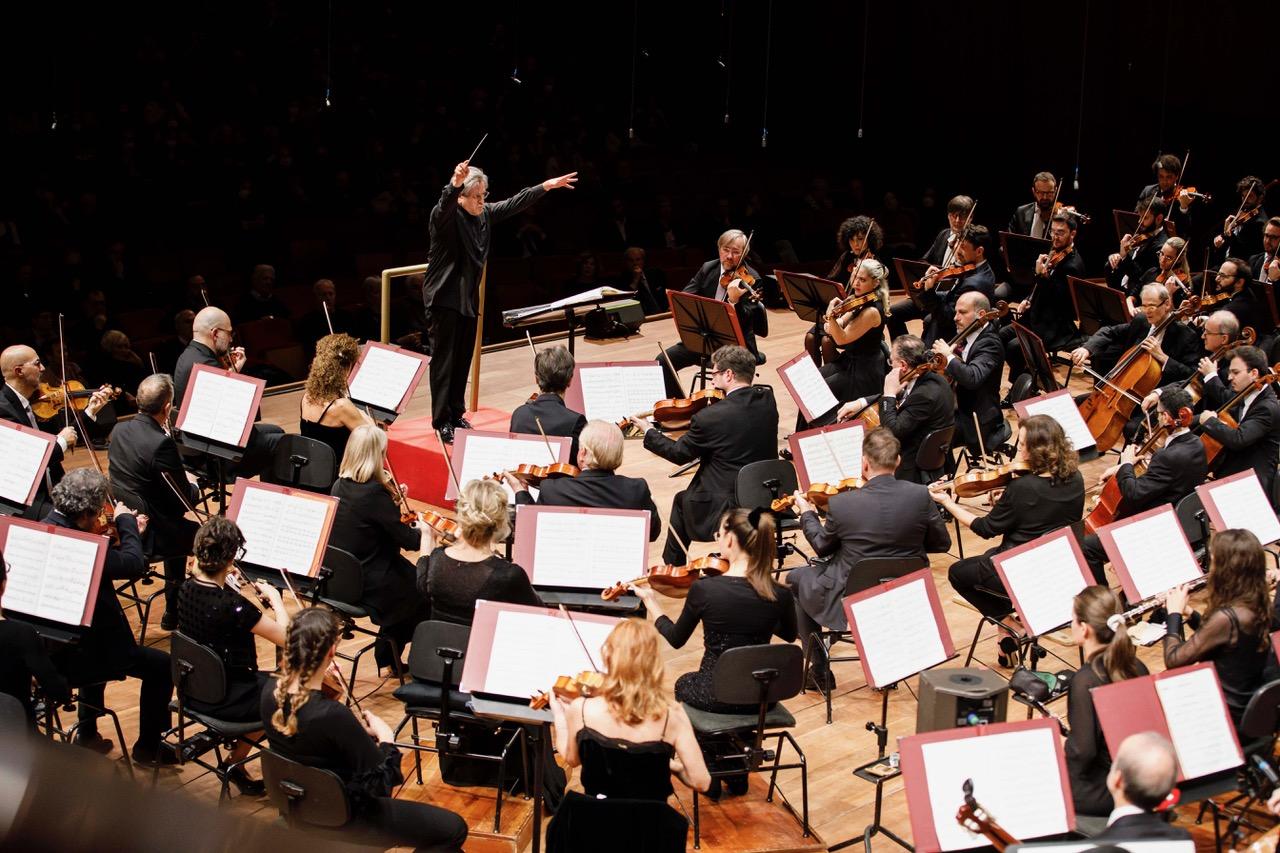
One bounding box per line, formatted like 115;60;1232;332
445;429;571;502
1112;208;1140;245
1068;276;1128;336
0;516;108;639
1012;388;1098;461
511;505;650;592
777;270;846;366
1196;469;1280;545
787;418;869;489
1095;504;1203;603
227;478;338;579
562;361;666;423
1000;232;1050;290
0;420;56;515
991;528;1094;640
776;350;840;424
346;341;430;424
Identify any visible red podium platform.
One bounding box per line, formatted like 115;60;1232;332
386;407;512;508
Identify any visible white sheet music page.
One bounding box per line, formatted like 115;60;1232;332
456;434;563;503
348;345;422;412
780;354;839;420
1155;667;1243;779
796;424;863;486
921;728;1070;850
180;370;258;446
234;486;331;575
1107;510;1202;600
0;426;50;504
1020;392;1095;452
996;534;1089;637
1;524;100;625
481;609;614;699
577;365;666;423
530;511;647;589
1202;473;1280;545
847;577;947;688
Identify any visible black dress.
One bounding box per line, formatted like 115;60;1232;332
0;618;70;725
1165;606;1268;731
175;580;267;722
417;548;542;627
821;303;888;406
1066;657;1150;816
300;398;351;464
655;575;798;713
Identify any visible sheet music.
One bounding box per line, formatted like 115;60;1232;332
997;535;1089;637
348;346;423;411
530;511;647;589
780;355;838;420
456;434;562;503
1203;474;1280;545
482;609;614;699
847;578;947;688
234;486;331;575
576;365;666;423
0;426;50;504
1020;392;1095;451
1155;667;1243;779
180;370;258;446
796;425;863;486
1107;510;1202;600
1;524;100;625
921;728;1070;851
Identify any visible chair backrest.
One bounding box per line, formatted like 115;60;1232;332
320;546;364;604
264;434;338;493
407;620;471;687
844;556;929;598
736;460;799;510
1173;494;1209;548
914;426;955;476
711;643;803;707
1009;372;1036;405
260;748;352;828
1240;678;1280;740
170;632;229;707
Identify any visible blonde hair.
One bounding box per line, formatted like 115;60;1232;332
338;424;397;499
855;257;892;317
599;619;669;726
271;608;341;737
457;479;510;547
579;420;623;471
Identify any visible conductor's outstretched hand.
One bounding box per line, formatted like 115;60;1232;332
542;172;578;192
451;160;470;187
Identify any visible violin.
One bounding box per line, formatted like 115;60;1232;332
1223;180;1279;236
416;509;461;545
1049;202;1090;224
32;382;120;422
225;566;274;612
719;230;762;302
600;553;731;602
770;477;866;512
1181;327;1255;405
1166;184;1211;203
621;388;724;432
908;262;977;293
494;463;581;488
1040;248;1069;275
92;503;121;546
1200;365;1280;465
529;671;605;710
824;290;880;322
930;461;1031;499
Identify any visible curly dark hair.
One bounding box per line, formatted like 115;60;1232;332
304;333;361;402
1020;414;1079;482
193;516;245;576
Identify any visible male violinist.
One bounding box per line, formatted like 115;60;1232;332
1247;217;1280;292
1143;153;1197;235
1196;344;1280;503
932;292;1008;457
916;225;997;346
1007;171;1058;239
1106;191;1168;297
1002;211;1086;386
1213;176;1269;260
508;346;587;462
861;335;956;484
1138;310;1243;420
656;229;769;397
886;197;974;339
1206;258;1275;345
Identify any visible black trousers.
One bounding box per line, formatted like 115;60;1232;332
301;797;469;853
373;600;431;669
886;298;923;340
658;342;711;397
947;549;1014;620
662;492;697;564
75;646;173;751
428;308;477;428
1079;532;1110;586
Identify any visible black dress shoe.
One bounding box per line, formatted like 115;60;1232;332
726;773;750;796
778;447;793;462
437;423;456;444
160;612;179;632
226;766;267;796
131;744;181;767
454;416;473;430
75;733;114;755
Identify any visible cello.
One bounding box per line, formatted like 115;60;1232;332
1084;404;1192;535
1077;296;1200;452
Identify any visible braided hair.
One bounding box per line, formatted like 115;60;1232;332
271;607;341;737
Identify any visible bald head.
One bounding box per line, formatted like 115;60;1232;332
1;345;41;395
957;291;990;313
1108;732;1178;811
1;345;37;378
192;307;232;352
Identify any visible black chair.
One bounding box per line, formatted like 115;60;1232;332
261;748;352;829
161;632;263;803
262;434;338;494
801;556;928;724
915;426;963;558
35;680;135;778
316;546;405;693
683;643;809;849
1174;492;1211;568
391;620;526;832
1008;372;1037;405
736;460;805;573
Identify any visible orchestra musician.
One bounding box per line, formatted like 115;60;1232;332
917;224;997;346
1105;191;1167;298
1007;171;1059;239
931;415;1084;666
173;306;284;477
509;345;587;461
1213;175;1269;259
177;516;289;795
0;550;71;726
1143;153;1197;235
786;429;951;688
1121;237;1192;316
261;608;469;852
656;230;770;397
423;160;577;444
1196;344;1280;502
107;373;201;632
1066;586;1149;817
1137;309;1240;399
1078;388;1207;585
1003;211;1087;386
1206;258;1276;344
299;333;372;464
45;468;176;766
630;345;779;564
887;196;973;338
825;215;883;280
509;420;662;541
1094;733;1191;842
1246;216;1280;292
931;292;1008;457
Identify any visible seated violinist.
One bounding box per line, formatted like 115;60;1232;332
787;428;951;689
509;346;587;461
1196;344;1280;502
930;415;1084;666
1120;237;1192;317
887;197;972;338
506;420;661;541
1001;211;1086;384
1213;176;1268;259
1205;258;1275;343
1246;216;1280;292
1105;191;1167;298
916;224;997;346
825;215;883;281
931;292;1007;458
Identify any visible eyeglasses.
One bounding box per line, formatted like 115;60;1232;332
1140;300;1167;309
1216;271;1236;279
213;327;234;337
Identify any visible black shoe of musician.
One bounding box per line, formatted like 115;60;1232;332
75;733;114;755
225;766;267;796
131;743;181;767
726;773;750;796
805;668;837;693
999;396;1014;410
160;612;179;632
778;447;793;462
438;424;456;444
454;416;473;431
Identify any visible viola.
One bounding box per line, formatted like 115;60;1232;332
1200;366;1280;466
909;262;977;293
32;382;120;421
621;388;724;432
930;461;1031;499
1182;327;1255;405
824;290;881;322
600;553;731;601
416;509;461;545
529;671;605;710
494;463;581;488
770;477;866;512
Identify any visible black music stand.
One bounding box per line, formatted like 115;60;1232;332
1112;208;1139;245
1068;276;1128;336
666;290;746;392
777;270;845;364
892;258;933;312
1010;321;1061;394
176;433;244;514
1249;278;1280;327
999;232;1050;290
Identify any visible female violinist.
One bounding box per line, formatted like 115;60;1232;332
300;333;373;464
1122;237;1192;316
930;415;1084;666
824;215;883;280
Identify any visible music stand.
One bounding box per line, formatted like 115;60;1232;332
0;420;55;517
1068;276;1128;336
1000;232;1050;290
346;341;430;425
1112;208;1139;245
776;270;845;364
893;258;933;311
1010;321;1061;393
666;290;747;392
1248;277;1280;327
502;287;636;356
174;364;264;512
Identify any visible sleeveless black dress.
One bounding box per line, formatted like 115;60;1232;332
300;397;350;464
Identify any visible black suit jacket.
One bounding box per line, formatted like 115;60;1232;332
1113;432;1207;519
515;468;662;541
878;371;955;483
1095;810;1193;841
172;340;222;410
1083;314;1201;384
1025;249;1086;350
0;384;65;500
945;326;1006;451
1217;287;1276;338
1201;383;1280;499
925;262;997;344
923;227;955;266
794;475;951;629
1106;228;1167;292
683;260;770;355
509;393;587;463
1008;202;1049;238
107;415;199;557
642;385;779;541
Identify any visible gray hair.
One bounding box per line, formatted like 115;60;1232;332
462;167;489;195
137;374;174;415
534;346;575;393
1208;310;1240;338
1140;283;1171;304
52;468;109;521
717;229;747;249
1113;732;1178;811
579;420;624;471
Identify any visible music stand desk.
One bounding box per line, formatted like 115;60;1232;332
535;589;641;614
503;290;637;356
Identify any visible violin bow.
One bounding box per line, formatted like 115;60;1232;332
382;450;416;520
434;430;465;497
656;341;687;400
1199;247;1212;300
1226;179;1260;237
558;604;601;673
817;427;852;481
525;331;538;359
57;313;71;431
322;300;335;336
161;471;211;523
943;204;977;268
532;416;560;464
973;413;990;466
200;288;210;307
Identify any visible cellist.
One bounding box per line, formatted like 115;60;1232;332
1197;345;1280;502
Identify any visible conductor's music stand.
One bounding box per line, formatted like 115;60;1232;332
1010;321;1061;394
1069;276;1128;336
777;270;845;366
666;290;747;392
999;231;1050;291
